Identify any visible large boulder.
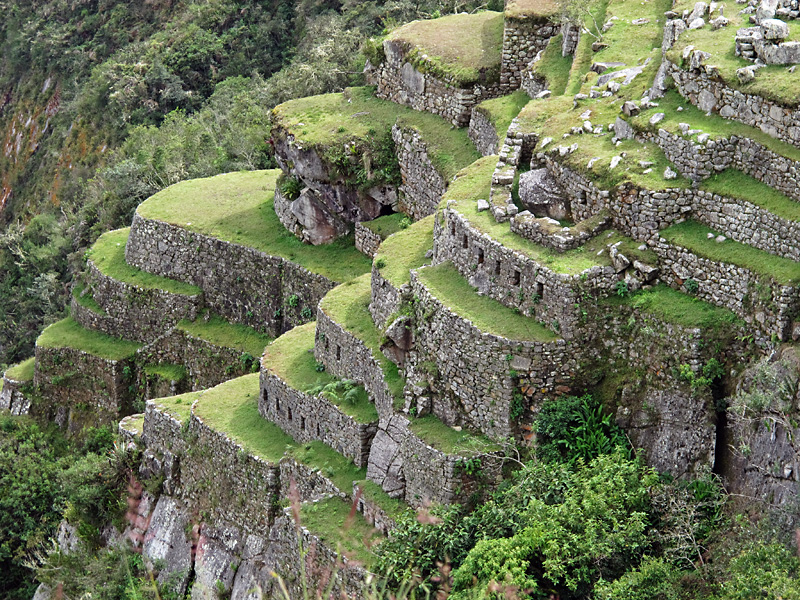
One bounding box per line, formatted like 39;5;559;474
518;168;570;220
761;18;789;40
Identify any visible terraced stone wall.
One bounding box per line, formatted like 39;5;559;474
399;432;503;507
435;207;618;339
653;239;800;341
500;15;558;93
392;124;448;219
33;346;136;431
353;483;396;535
73;263;202;343
668;60;800;148
355;223;382;257
314;307;396;419
407;270;575;440
469;106;501;155
0;375;30;415
371;39;504;127
126;213;334;334
259;370;378;468
369;265;404;329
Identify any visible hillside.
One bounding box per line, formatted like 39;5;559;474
2;0;800;599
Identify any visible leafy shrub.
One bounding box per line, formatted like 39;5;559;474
279;175;304;200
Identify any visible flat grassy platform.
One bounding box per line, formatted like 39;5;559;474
373;214;434;288
273;87;480;181
409;414;499;455
474;91;531;140
37;317;142;361
5;357;35;381
263;323;378;424
631;91;800;164
178;312;272;358
417;262;559;342
356;479;408;519
137;170;372;283
604;284;743;331
299;496;381;567
120;414;144;435
88;228;201;296
661;220;800;286
72;283;105;315
444;157;655;274
151;391;201;424
387;12;504;86
143;363;187;382
319;274;405;405
360;213;407;239
505;0;559;18
701;170;800;222
192;373;367;493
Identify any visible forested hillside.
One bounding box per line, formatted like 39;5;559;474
0;0;499;368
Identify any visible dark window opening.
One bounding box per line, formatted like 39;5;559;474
477;247;484;265
450;221;456;236
336;345;341;360
536;282;544;298
512;270;521;286
495;260;502;276
301;416;306;430
462;234;469;249
287;407;293;421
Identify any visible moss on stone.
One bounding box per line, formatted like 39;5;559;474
701;170;800;222
474;91;531;139
178;312;272;358
88;228;202;296
137;170;372;283
387;12;504;86
416;262;559;342
374;215;434;288
37;317;142;361
661;220;800;285
5;357;35;381
409;414;499;455
263;323;378;424
298;496;381;566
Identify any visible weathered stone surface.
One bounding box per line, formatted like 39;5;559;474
614;116;635;140
143;496;194;597
518;167;569;219
366;414;409;498
761;17;789;39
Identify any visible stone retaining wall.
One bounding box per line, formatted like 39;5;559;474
668;60;800;148
0;375;31;415
653;238;800;340
369;265;404;330
370;39;504;127
314;306;397;419
392;124;447;219
468;106;501;156
407;269;575;440
33;345;136;432
500;15;558;93
78;261;202;344
355;223;383;257
126;213;333;334
353;483;396;535
510;211;611;252
259;369;378;468
435;207;618;339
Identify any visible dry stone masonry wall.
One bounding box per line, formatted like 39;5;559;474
369;265;404;330
355;223;383;257
0;375;31;415
468;106;501;156
500;15;558;93
392;124;448;219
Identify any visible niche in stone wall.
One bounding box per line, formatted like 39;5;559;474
495;260;502;276
477;247;485;265
462;234;469;249
512;269;521;286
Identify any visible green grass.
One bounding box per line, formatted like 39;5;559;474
288;441;367;499
137;170;372;283
505;0;559;18
474;91;531;140
72;283;105;315
151;391;200;424
299;497;380;566
374;215;434;288
360;213;407;238
604;284;743;330
178;312;272;357
531;34;573;96
37;318;142;361
87;228;201;296
274;88;479;181
319;275;405;404
120;414;145;435
417;262;558;342
443;157;656;274
143;363;187;382
264;323;378;424
565;0;609;95
661;220;800;285
387;12;504;86
355;479;408;519
5;357;34;381
701;170;800;222
409;414;499;455
631;91;800;164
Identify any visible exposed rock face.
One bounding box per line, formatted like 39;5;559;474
518;167;569;220
366;414;408;498
143;496;194;597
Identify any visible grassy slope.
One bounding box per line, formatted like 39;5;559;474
474;91;531;140
36;318;142;360
416;262;558;342
319;275;405;404
137;170;372;283
505;0;559;18
374;215;434;288
151;391;201;424
531;35;573;96
387;12;504;86
178;313;272;357
263;323;378;424
5;357;35;381
299;496;381;566
72;283;105;315
360;213;407;238
409;414;499;455
274;87;479;181
701;170;800;222
88;228;201;295
143;363;187;382
661;220;800;285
